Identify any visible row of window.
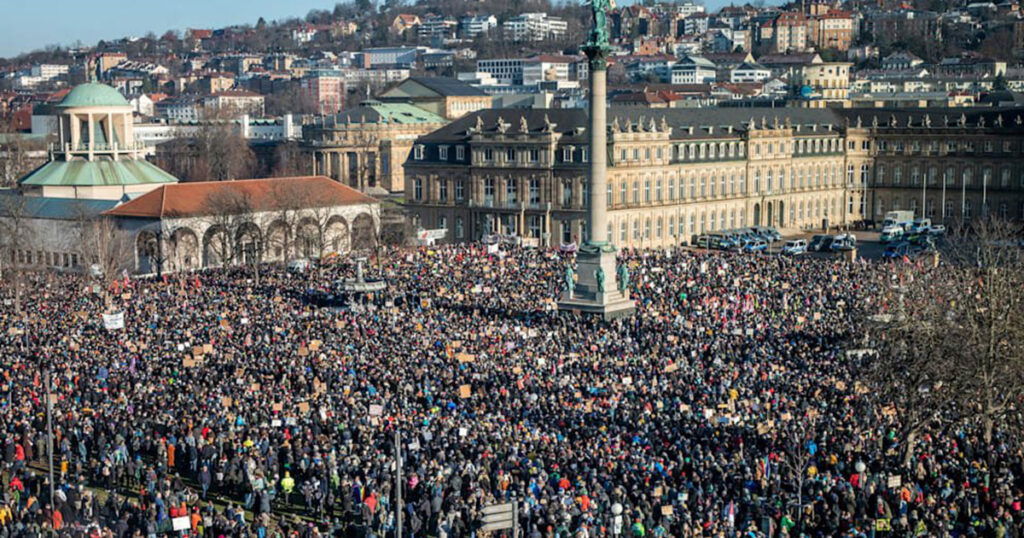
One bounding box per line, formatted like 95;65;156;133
875;165;1024;188
877;139;1021;155
411;164;869;207
413;137;845;165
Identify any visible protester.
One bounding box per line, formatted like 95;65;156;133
0;244;1017;538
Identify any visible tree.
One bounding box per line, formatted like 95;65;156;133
866;264;964;467
75;212;133;308
202;188;252;268
0;194;34;315
157;115;257;182
939;219;1024;443
869;218;1024;465
0;116;45;189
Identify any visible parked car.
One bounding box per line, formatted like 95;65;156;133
880;226;904;243
928;224;946;236
807;235;829;252
751;226;781;242
830;233;857;251
742;239;769;253
781;239;808;256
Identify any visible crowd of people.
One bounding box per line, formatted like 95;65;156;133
0;244;1021;538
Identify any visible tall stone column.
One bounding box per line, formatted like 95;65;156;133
557;42;635;320
588;67;609;244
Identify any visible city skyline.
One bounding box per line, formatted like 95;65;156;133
0;0;789;58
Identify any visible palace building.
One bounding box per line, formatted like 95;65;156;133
402;107;1024;248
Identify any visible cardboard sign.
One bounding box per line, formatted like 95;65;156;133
459;384;472;399
192;346;204;357
183;358;197;367
221;397;232;407
203;344;213;354
250;383;260;392
457;353;476;363
661;506;673;516
310;340;322;351
369;404;384;416
298;346;309;357
887;476;902;488
664;363;678;373
298;402;310;414
272;403;283;412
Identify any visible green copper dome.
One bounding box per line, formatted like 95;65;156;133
57;83;130;108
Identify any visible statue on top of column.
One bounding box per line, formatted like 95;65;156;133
585;0;615;49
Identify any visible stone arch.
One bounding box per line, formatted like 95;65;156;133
295;217;321;259
171;227;199;272
325;216;351;254
136;231;159;274
203;225;232;268
351;213;376;251
235;222;262;265
753;203;761;227
265;219;291;262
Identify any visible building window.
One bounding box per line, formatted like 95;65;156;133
414;178;423;200
619;182;627;205
644;218;651;239
644;180;651;203
893;167;902;185
582;148;589;162
414;145;425;160
1001;168;1010;188
633;220;640;239
455;217;464;238
563;147;573;162
530;178;540;205
668;216;675;236
633;182;640;204
506;180;518;204
563;182;573;207
439;145;449;160
439;180;448;202
911;166;920;186
620;221;627;242
438;215;447;232
456;145;465;161
656;179;663;202
668;178;675;200
484;148;494;161
456;181;465;201
484;178;496;204
506;147;516;163
529;148;540;162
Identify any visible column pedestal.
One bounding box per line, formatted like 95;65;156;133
558;244;635;320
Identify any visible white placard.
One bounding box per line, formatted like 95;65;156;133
102;312;125;330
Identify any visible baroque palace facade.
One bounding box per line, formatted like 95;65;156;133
402;107;1024;248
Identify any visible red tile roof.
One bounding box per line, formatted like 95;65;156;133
103;176;377;219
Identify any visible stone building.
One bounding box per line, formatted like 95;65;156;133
864;109;1024;223
403;108;872;248
103;176;379;274
403;107;1024;248
1;83;380;276
302;101;448;194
